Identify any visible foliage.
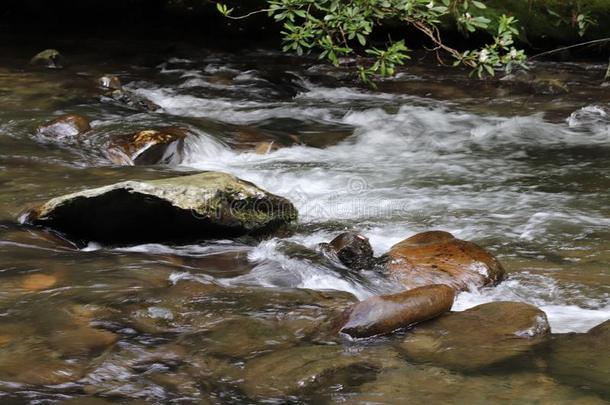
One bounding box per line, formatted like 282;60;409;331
546;0;598;38
218;0;527;82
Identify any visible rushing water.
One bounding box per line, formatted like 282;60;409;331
0;39;609;403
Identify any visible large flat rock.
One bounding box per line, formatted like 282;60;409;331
23;171;297;245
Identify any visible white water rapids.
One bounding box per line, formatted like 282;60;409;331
120;56;610;333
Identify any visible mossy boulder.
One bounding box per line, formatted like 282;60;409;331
22;172;297;245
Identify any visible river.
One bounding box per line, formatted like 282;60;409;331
0;39;609;403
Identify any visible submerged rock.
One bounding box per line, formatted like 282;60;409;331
20;273;58;292
105;127;187;165
23;171;297;245
547;319;610;398
385;231;505;291
242;345;374;398
319;231;376;270
340;284;455;338
36;114;91;139
30;49;64;69
398;301;550;370
350;365;608;405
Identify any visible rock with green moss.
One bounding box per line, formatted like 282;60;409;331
22;172;297;245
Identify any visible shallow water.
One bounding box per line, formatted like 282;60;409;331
0;39;609;403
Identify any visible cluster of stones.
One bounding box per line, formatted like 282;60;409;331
19;49;608;398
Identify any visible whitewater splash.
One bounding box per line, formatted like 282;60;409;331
123;59;610;333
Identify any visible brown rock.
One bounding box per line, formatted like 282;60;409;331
319;231;375;270
36;114;91;139
350;365;608;405
399;301;550;370
385;230;505;291
105;126;187;165
98;75;122;91
340;284;455;338
547;318;610;398
48;326;118;356
254;141;279;155
242;345;372;398
20;273;58;291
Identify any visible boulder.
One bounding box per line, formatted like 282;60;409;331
319;231;376;270
385;230;505;291
340;284;455;338
22;171;297;245
105;127;187;165
546;319;610;398
30;49;63;69
398;301;550;370
36;114;91;139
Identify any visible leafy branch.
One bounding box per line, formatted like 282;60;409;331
216;0;527;82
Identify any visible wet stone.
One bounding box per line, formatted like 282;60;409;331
349;366;608;405
340;284;455;338
24;171;298;245
385;231;505;291
36;114;91;139
546;319;610;398
319;231;376;270
105;127;188;165
30;49;64;69
99;75;122;91
398;301;550;371
20;273;58;291
242;345;379;398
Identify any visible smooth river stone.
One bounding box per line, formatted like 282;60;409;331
386;230;505;291
546;319;610;398
349;365;608;405
398;301;550;370
340;284;455;338
242;345;401;398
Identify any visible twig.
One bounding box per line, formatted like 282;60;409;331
223;8;270;20
527;37;610;60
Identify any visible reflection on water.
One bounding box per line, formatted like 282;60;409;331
0;40;609;403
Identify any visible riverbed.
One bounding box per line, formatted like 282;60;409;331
0;39;609;403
